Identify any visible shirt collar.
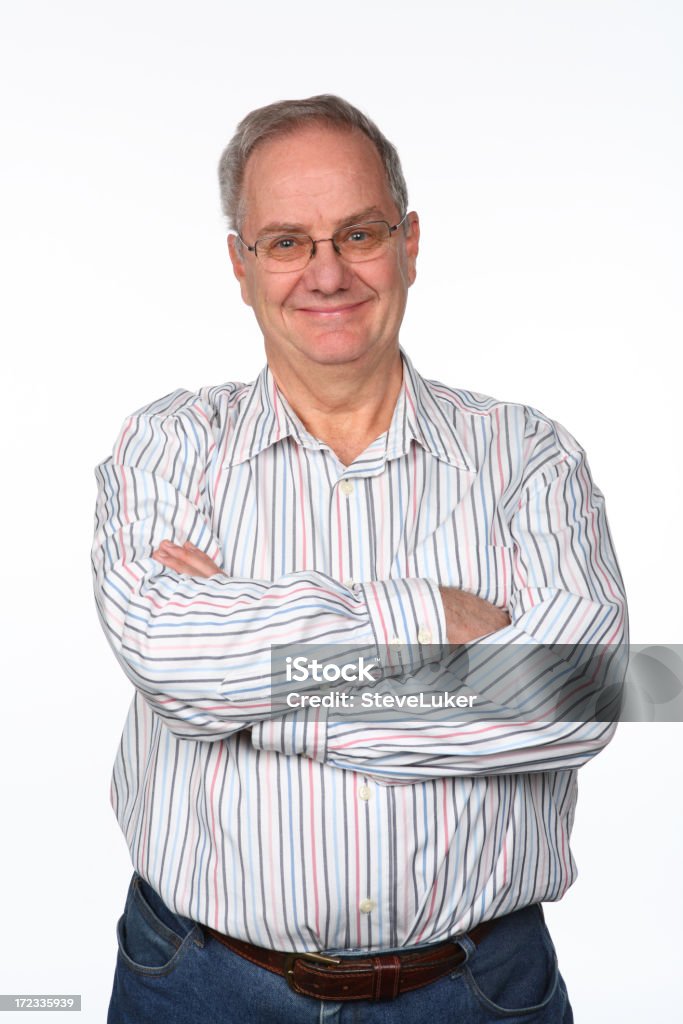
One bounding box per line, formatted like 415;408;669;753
385;351;476;471
223;349;476;473
221;363;322;467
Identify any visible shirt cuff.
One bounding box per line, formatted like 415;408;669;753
251;708;328;762
360;577;448;676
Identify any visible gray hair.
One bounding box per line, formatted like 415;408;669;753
217;94;408;233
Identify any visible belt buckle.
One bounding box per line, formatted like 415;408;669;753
282;950;343;992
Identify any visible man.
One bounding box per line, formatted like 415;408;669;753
93;95;627;1023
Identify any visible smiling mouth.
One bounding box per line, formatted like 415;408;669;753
296;300;368;315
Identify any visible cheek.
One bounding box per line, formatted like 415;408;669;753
353;261;399;302
369;262;409;313
249;276;290;318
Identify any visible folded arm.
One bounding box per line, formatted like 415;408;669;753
251;438;628;781
92;390;447;740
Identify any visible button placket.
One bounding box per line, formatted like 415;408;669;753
330;474;357;595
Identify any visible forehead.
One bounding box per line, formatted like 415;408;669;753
241;125;395;231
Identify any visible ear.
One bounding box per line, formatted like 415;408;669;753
227;234;253;307
404;212;420;287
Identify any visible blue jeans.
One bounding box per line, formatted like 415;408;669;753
108;873;573;1023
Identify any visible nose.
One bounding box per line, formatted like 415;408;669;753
300;237;354;294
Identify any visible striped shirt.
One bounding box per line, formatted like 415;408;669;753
92;350;627;952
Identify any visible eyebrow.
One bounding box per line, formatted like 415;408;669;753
255;206;390;237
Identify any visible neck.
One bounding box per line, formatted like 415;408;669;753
266;344;404;465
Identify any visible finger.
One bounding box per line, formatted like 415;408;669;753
181;541;224;575
153;543;200;571
153;542;223;578
156;553;216;578
157;540;201;563
153;549;195;573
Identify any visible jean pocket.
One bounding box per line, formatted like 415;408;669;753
458;906;561;1018
116;875;203;978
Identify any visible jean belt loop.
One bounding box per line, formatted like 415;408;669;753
454;933;477;962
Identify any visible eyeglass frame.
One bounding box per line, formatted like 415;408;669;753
234;211;410;270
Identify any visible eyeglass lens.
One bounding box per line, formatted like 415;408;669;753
254;221;394;272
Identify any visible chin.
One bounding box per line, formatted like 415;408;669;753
298;332;377;366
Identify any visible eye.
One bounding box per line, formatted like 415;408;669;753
256;234;310;261
338;223;385;248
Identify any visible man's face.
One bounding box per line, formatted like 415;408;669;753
228;124;419;372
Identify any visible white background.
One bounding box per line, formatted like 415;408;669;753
1;1;681;1020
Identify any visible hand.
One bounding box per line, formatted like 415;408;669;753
439;586;511;644
152;539;226;578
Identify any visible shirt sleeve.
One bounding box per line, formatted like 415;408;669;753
91;389;446;740
251;421;629;781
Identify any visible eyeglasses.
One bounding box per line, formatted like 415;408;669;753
235;212;408;274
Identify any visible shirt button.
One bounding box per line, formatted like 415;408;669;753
344;578;357;590
340;479;354;496
358;785;371;800
359;898;375;914
417;627;433;644
389;635;402;645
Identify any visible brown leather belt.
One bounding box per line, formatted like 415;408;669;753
205;920;494;1001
